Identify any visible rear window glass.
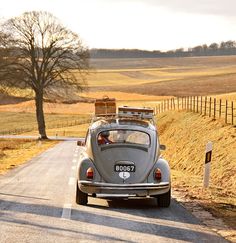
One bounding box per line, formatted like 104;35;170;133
97;130;150;146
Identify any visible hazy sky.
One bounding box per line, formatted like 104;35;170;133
1;0;236;51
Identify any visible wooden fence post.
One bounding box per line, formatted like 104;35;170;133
209;97;212;117
197;96;199;113
188;96;190;111
177;98;179;110
204;97;207;116
225;100;228;124
219;99;222;118
213;98;216;120
173;98;175;110
200;96;202;114
190;96;192;111
232;101;234;125
193;96;195;112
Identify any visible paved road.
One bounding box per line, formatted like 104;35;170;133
0;141;228;243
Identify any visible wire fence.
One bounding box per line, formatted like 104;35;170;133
156;96;236;125
0;118;91;136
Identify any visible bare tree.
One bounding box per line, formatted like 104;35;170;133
0;11;89;139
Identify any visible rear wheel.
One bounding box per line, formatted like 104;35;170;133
157;189;171;207
76;183;88;205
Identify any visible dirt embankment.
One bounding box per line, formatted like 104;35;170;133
157;110;236;238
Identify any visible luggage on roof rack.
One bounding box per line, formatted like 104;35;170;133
95;96;116;116
93;97;155;124
118;106;154;119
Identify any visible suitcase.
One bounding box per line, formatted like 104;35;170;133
95;96;116;116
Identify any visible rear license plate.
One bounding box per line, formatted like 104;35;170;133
114;165;135;172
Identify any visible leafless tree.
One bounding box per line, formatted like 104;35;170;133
0;11;90;139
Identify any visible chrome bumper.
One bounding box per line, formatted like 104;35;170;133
79;180;170;191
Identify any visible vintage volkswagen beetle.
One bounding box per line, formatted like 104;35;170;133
76;107;171;207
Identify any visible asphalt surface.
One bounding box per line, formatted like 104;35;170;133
0;141;228;243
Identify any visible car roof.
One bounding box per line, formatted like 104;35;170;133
90;118;156;131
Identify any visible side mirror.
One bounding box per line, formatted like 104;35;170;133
160;144;166;151
77;141;85;146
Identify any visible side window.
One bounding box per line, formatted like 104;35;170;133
85;130;90;146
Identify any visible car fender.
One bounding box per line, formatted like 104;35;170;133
77;157;102;182
147;158;171;184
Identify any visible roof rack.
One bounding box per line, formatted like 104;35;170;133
118;106;154;119
91;106;156;125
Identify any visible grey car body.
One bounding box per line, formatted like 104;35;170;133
76;117;171;207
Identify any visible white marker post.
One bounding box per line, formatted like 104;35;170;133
203;141;213;188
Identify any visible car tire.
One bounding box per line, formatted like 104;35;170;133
76;183;88;205
157;189;171;207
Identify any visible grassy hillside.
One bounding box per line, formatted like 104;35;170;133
157;110;236;229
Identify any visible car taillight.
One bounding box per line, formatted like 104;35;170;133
86;167;94;179
154;168;162;181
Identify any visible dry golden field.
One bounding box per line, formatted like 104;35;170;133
86;56;236;97
2;56;236;104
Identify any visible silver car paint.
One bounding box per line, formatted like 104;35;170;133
77;119;170;197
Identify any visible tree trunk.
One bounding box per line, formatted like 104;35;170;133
35;90;48;139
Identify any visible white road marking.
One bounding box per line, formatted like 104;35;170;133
68;177;75;185
61;203;72;220
72;159;77;163
72;166;76;170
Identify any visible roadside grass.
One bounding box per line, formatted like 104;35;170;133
157;110;236;229
0;139;58;174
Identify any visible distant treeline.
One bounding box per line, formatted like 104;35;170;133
90;40;236;58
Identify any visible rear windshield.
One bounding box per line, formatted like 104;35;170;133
97;130;150;146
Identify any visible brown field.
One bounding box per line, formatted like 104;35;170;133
85;56;236;97
2;56;236;104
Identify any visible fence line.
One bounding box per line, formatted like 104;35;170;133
0;118;91;136
156;96;235;125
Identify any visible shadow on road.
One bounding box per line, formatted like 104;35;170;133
0;198;227;242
